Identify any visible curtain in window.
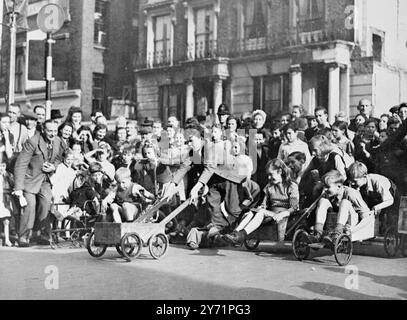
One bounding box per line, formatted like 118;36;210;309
245;0;255;27
298;0;323;19
154;15;170;63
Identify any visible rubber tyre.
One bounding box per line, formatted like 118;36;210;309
120;233;143;261
292;229;310;261
334;234;353;266
86;231;107;258
243;239;260;251
116;245;124;256
384;227;398;258
148;233;169;260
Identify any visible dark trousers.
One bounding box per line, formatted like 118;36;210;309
19;182;52;241
206;178;242;229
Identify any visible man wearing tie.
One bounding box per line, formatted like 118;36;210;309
13;120;63;247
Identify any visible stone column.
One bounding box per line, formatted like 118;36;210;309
185;79;194;119
213;77;223;117
340;65;350;119
290;64;302;107
328;62;340;124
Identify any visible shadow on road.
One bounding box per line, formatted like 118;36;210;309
300;282;396;300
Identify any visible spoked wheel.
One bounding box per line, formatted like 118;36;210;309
86;231;107;258
243;239;260;251
148;233;169;260
116;245;124;256
334;234;353;266
292;229;311;261
384;227;399;258
120;233;143;261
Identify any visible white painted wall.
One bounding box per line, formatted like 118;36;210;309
359;0;407;70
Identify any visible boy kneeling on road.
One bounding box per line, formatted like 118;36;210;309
347;162;399;235
306;170;371;244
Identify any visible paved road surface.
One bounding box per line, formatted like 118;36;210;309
0;242;406;300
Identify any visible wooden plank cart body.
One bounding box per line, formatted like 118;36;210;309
86;200;190;261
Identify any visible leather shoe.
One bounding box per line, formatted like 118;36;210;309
18;239;30;248
223;230;247;245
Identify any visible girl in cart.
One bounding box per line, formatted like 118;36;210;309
223;159;299;245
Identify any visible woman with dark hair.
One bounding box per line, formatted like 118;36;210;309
77;125;95;153
226;115;243;142
58;121;74;152
66;107;83;138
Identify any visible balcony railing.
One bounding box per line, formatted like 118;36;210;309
135;21;354;70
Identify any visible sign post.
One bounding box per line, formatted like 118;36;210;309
37;4;65;120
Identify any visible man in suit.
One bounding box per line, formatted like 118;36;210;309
13;120;63;247
349;99;380;132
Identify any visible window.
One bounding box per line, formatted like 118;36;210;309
92;73;106;113
244;0;267;40
15;51;25;93
94;0;109;47
195;6;214;59
159;85;185;125
153;15;171;65
253;75;289;118
297;0;325;33
372;34;383;62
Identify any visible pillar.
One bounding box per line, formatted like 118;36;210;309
213;77;223;117
290;64;302;107
185;79;194;119
328;62;340;124
340;65;350;119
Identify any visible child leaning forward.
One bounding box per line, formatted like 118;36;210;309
223;159;299;245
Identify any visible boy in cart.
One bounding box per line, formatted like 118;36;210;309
347;162;400;235
108;167;155;223
305;170;371;245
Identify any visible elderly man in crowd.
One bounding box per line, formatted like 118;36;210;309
13;120;63;247
349;99;379;132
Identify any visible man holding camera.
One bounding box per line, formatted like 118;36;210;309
13;120;63;247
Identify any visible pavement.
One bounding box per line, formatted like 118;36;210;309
0;240;406;300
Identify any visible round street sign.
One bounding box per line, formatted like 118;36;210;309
37;4;65;34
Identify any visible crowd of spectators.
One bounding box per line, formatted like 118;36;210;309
0;99;405;249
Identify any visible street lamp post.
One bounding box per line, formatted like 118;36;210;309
4;0;26;110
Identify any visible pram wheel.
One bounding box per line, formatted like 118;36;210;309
244;239;260;251
334;234;353;266
384;227;399;258
87;231;107;258
292;229;310;261
120;233;143;261
148;233;169;260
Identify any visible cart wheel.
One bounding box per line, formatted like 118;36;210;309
292;229;310;261
86;231;107;258
116;245;124;256
384;227;398;258
148;233;169;260
120;233;143;261
334;234;353;266
244;239;260;251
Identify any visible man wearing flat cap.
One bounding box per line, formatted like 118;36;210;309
22;111;39;139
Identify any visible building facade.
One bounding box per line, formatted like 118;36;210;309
135;0;407;125
0;0;139;120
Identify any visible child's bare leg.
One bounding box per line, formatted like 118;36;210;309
315;198;332;235
243;211;265;235
110;204;123;223
336;199;357;232
122;203;138;222
235;211;254;232
3;219;12;247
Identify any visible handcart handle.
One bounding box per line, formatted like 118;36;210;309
285;193;325;236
